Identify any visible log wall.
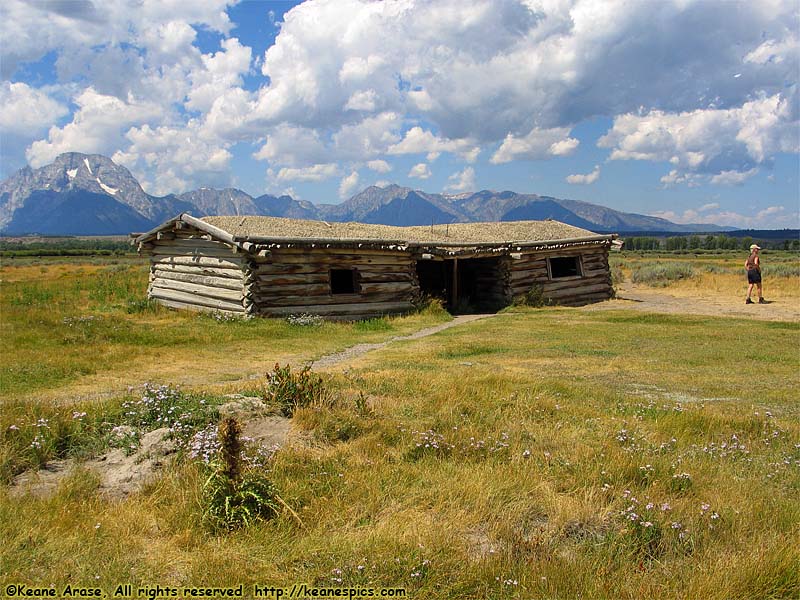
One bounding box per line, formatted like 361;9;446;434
147;230;249;314
508;244;612;306
251;247;417;319
142;223;613;317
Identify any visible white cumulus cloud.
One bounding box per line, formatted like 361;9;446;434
408;163;432;179
709;168;759;186
338;171;360;199
274;163;339;182
366;159;392;173
0;82;68;137
445;167;476;193
600;94;798;183
566;165;600;185
26;87;164;168
491;127;579;164
112;122;233;195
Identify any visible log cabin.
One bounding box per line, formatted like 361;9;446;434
134;214;617;319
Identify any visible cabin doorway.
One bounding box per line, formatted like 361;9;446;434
416;256;508;313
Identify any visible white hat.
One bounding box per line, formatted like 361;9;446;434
749;244;761;251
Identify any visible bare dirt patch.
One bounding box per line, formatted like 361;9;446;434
11;398;296;500
11;427;177;499
583;282;799;322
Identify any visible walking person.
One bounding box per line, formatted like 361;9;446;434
745;244;765;304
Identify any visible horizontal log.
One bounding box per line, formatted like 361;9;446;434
151;255;244;269
150;279;244;302
154;238;238;252
543;282;612;300
151;247;242;259
255;270;420;285
256;253;412;266
510;273;549;288
174;231;212;240
541;274;610;292
256;272;330;285
510;265;548;277
258;300;415;317
258;291;413;308
266;246;412;257
149;288;246;313
151;269;244;291
153;297;247;315
581;259;608;270
359;271;415;283
582;267;610;279
147;263;244;279
254;263;411;275
558;292;613;306
254;281;415;297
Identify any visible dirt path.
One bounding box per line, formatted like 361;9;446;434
583;282;799;322
311;313;497;370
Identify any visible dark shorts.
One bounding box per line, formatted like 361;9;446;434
747;269;762;284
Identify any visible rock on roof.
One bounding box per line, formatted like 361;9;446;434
202;215;601;245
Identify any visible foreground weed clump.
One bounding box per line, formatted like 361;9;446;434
263;363;332;417
202;417;280;531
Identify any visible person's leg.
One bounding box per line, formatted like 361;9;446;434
757;282;764;302
747;282;754;302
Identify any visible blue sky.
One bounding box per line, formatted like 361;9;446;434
1;0;798;228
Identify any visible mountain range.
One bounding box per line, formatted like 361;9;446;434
0;153;730;235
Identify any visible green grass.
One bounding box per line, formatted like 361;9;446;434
1;257;799;599
0;259;450;398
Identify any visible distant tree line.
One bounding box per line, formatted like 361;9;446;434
0;238;134;257
624;234;800;252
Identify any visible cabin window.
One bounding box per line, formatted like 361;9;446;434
548;256;582;279
330;268;359;294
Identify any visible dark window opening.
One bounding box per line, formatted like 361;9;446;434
548;256;582;279
330;268;358;294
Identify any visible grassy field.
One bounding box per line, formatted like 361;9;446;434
610;250;800;299
1;254;798;599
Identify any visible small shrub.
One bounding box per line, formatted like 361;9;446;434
415;296;449;316
513;284;552;307
763;263;800;278
263;363;332;417
631;262;695;286
610;265;625;285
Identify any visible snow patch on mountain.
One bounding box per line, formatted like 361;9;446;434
83;158;93;175
67;168;77;179
96;178;118;195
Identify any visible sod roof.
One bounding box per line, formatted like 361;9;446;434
201;215;603;245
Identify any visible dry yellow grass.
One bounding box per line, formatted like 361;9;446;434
1;253;798;599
